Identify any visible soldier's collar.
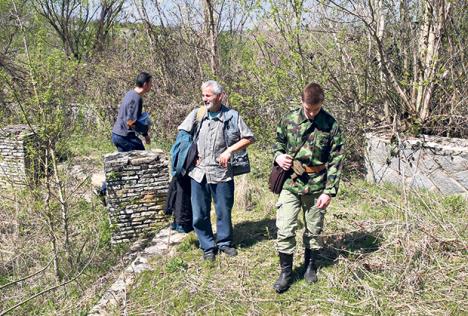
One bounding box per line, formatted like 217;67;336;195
298;107;323;124
298;108;311;124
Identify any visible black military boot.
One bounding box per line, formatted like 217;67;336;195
304;248;318;283
273;252;293;293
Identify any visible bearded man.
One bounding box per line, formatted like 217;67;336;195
178;80;255;261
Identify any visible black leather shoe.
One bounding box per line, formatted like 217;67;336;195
219;246;238;257
203;251;216;262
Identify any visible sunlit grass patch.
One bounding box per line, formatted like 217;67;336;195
125;175;467;315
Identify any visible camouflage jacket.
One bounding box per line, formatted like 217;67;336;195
273;107;344;196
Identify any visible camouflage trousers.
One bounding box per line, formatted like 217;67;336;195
275;189;326;254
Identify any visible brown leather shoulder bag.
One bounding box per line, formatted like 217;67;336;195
268;130;311;194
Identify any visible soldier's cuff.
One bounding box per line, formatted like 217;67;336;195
323;187;337;197
273;151;284;163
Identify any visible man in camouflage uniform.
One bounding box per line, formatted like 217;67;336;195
272;83;344;293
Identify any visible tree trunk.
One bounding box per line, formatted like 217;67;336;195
204;0;219;77
375;0;389;122
415;0;450;122
44;147;61;282
50;148;73;270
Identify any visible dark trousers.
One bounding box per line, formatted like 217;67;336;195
191;177;235;253
165;175;192;227
101;133;145;194
111;132;145;152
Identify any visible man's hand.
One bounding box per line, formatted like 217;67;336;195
275;154;293;171
218;148;232;168
316;193;331;209
144;134;151;145
127;119;135;128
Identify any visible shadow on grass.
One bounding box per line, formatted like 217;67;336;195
184;218;276;252
233;218;276;248
232;218;382;290
233;218;382;262
319;230;382;266
292;230;382;279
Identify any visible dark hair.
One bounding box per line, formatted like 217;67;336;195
302;83;324;105
135;72;152;87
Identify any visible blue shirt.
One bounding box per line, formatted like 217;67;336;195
112;90;145;136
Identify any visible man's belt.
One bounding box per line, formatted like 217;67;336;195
304;164;326;174
291;161;326;181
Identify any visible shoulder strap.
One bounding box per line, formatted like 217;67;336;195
291;139;307;159
291;123;315;159
196;106;206;122
192;106;207;139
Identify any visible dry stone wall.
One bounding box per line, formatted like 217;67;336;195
365;133;468;197
0;125;37;188
105;150;170;243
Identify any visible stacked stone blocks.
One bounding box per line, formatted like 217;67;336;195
0;125;38;188
104;150;170;243
365;132;468;197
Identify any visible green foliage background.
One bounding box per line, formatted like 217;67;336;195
0;0;466;314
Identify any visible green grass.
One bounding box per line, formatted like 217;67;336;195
0;193;132;315
67;131;115;162
2;135;466;315
123;177;467;315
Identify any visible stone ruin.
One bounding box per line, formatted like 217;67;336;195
104;150;170;243
365;132;468;197
0;124;171;243
0;125;39;188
